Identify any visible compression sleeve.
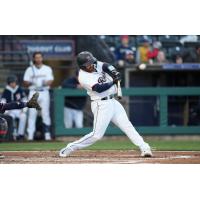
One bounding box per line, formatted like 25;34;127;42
1;102;27;113
102;63;120;80
102;63;116;75
92;82;114;93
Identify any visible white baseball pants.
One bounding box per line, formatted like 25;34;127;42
6;109;27;136
67;98;149;151
27;90;51;140
64;107;83;128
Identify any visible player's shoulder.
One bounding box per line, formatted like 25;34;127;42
2;87;9;94
97;61;112;70
96;61;104;68
78;69;86;80
16;86;24;92
42;64;52;70
78;69;92;83
25;66;33;71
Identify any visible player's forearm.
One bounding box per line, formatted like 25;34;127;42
23;81;32;87
102;63;121;81
43;80;53;87
1;102;27;113
92;82;114;93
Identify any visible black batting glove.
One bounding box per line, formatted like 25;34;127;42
113;76;121;85
112;70;121;84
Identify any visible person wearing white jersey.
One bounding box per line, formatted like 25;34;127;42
23;52;54;141
59;51;152;157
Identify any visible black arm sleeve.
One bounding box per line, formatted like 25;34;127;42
102;63;116;75
0;102;27;113
102;63;120;79
92;82;114;93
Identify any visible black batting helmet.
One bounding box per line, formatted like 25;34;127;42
0;117;8;135
77;51;97;70
7;75;18;85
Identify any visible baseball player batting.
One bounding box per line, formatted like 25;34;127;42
59;51;152;158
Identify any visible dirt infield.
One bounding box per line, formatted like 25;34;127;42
1;150;200;164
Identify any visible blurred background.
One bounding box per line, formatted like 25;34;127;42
0;35;200;141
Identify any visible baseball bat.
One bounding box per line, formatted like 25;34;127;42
117;81;122;99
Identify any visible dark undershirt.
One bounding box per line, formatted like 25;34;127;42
92;82;114;93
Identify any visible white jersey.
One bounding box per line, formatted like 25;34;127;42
78;61;117;100
23;64;54;91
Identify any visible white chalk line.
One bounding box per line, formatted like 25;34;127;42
1;150;200;153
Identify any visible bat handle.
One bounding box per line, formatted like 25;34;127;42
117;81;122;100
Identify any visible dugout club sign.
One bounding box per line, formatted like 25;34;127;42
20;40;75;60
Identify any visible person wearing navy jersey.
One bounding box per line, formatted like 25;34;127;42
62;72;87;128
0;92;40;158
1;75;28;140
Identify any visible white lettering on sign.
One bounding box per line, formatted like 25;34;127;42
27;46;54;53
54;45;72;52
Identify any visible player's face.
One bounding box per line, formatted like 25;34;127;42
33;54;43;66
85;64;95;73
9;82;17;89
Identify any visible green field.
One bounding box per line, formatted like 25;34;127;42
0;139;200;151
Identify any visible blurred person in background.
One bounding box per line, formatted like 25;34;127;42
136;38;150;64
23;52;54;141
170;46;184;64
1;75;27;141
175;55;183;64
147;41;162;64
115;35;136;67
124;50;135;65
192;46;200;63
62;72;87;128
0;93;40;158
155;50;168;64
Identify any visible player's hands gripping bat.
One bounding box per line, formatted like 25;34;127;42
112;71;122;99
111;70;121;84
102;63;121;83
102;63;122;99
27;92;41;110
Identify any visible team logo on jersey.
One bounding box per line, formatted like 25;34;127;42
98;73;106;83
16;93;21;100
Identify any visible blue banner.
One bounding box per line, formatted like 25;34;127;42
163;63;200;70
20;40;75;60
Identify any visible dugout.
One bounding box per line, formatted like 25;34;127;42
124;64;200;127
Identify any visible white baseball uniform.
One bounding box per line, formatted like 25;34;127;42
64;107;83;128
65;61;150;151
23;64;54;140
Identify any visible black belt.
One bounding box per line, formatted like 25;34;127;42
92;94;115;101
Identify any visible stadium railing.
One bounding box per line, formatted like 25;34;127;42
53;87;200;136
